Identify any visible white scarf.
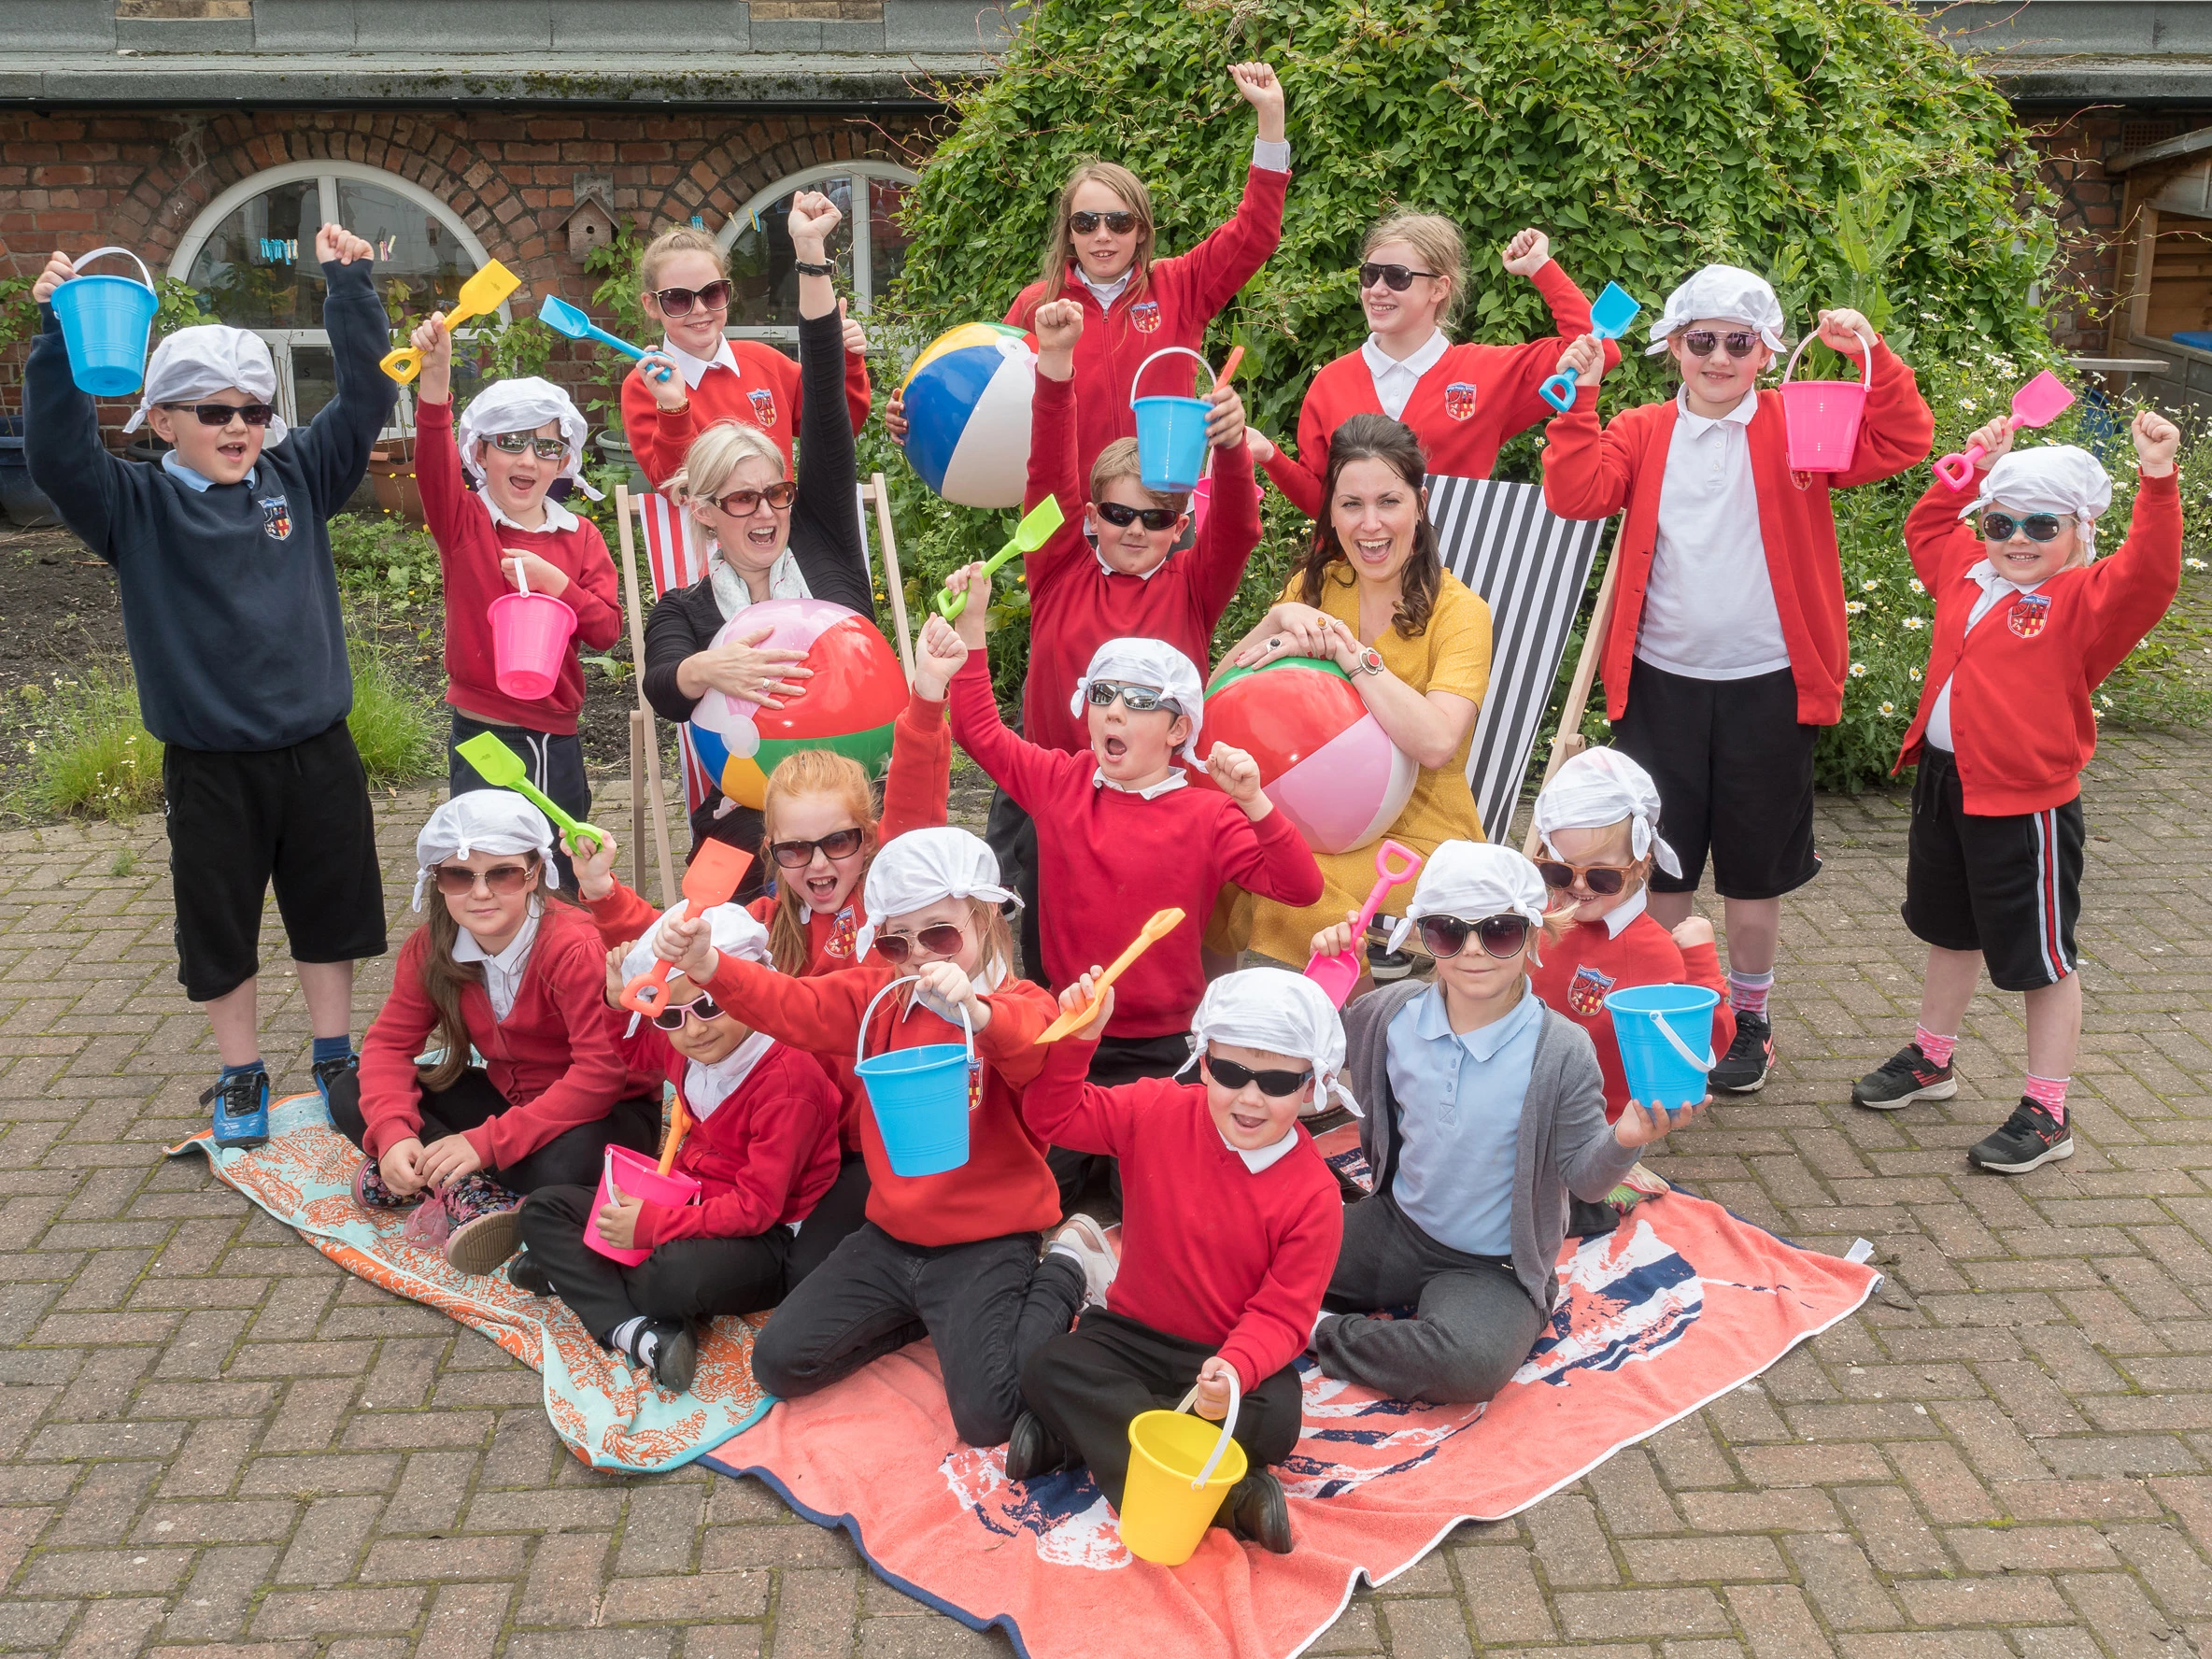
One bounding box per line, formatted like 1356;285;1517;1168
706;541;809;623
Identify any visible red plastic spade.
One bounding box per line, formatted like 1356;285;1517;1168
1933;371;2075;489
618;841;753;1019
1303;840;1424;1006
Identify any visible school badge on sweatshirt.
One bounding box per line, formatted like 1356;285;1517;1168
1567;964;1616;1017
258;494;292;541
2007;592;2052;638
1128;299;1161;333
825;906;858;961
748;389;778;429
1443;381;1479;420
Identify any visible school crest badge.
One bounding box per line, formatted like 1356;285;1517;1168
1443;381;1479;420
1128;300;1162;334
747;389;778;429
967;1056;985;1115
258;495;292;541
1567;964;1616;1017
825;906;858;961
2008;593;2052;639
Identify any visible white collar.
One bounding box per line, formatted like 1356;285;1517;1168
1361;329;1450;381
1220;1125;1300;1173
1093;769;1187;800
1090;533;1169;583
685;1028;775;1121
1078;268;1134;309
452;910;538;972
661;332;739;390
163;452;256;491
482;489;579;535
1964;559;2048;601
1674;385;1758;433
1597;885;1650;940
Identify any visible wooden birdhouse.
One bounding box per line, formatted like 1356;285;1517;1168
563;177;617;260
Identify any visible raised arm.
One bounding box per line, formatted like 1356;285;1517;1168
1175;63;1291;319
293;226;401;518
1023;300;1095;593
1539;339;1638;521
1823;312;1933;489
784;191;872;616
21;287;128;560
2081;412;2184;681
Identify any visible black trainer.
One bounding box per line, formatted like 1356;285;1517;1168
506;1250;554;1297
1366;944;1417;983
311;1051;359;1116
1968;1098;2074;1175
1002;1411;1069;1483
1228;1469;1292;1553
1709;1010;1772;1093
1851;1042;1958;1111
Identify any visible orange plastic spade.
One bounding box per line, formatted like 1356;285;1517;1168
1303;840;1424;1007
657;1098;692;1178
619;841;753;1019
1035;908;1184;1043
1217;345;1245;385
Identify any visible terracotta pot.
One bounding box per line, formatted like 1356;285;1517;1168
367;438;425;524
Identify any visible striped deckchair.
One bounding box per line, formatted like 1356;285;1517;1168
631;489;715;814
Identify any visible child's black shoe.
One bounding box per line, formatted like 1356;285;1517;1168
1851;1042;1956;1110
1710;1011;1773;1093
1968;1099;2074;1175
1227;1468;1291;1553
1003;1411;1069;1482
312;1051;359;1117
506;1250;554;1297
635;1320;697;1394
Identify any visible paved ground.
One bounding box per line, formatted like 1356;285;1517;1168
3;730;2210;1659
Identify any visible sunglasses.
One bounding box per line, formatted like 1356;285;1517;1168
647;278;733;316
1359;262;1443;292
713;481;797;517
771;828;865;869
1203;1055;1314;1099
1680;330;1761;360
1096;500;1181;532
1535;858;1638;897
1980;512;2074;545
1085;679;1183;716
1419;913;1535;961
649;993;726;1031
1069;210;1138;235
163;400;276;427
872;920;968;965
432;859;537;897
488;431;568;461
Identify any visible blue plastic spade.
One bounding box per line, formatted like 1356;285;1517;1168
1538;282;1642;414
538;294;670;382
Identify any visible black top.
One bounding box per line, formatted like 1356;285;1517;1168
24;258;397;752
642;306;872;730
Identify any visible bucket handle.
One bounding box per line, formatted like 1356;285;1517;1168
1128;347;1218;413
1643;1008;1716;1074
68;246;157;292
1169;1372;1241;1490
854;973;976;1073
1780;325;1874;392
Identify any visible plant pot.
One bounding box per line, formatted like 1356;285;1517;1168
595;430;650;497
0;417;60;529
367;436;425;525
124;433;171;466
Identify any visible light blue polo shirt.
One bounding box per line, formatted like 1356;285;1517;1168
1386;981;1544;1256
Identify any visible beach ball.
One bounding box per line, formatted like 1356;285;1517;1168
900;321;1036;508
687;599;907;810
1197;656;1416;854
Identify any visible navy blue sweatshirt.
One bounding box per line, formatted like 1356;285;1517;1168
24;257;397;753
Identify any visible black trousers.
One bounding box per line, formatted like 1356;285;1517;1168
1046;1031;1191;1214
1019;1309;1303;1511
517;1184;794;1340
326;1065;659;1196
984;783;1043;984
786;1153;872;1287
749;1220;1085;1447
448;712;590;891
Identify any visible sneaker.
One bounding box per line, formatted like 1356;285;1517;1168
1968;1098;2075;1175
1050;1213;1119;1307
1709;1010;1773;1094
440;1173;524;1274
312;1051;359;1117
1851;1042;1958;1111
201;1070;270;1150
1227;1468;1292;1554
1366;945;1417;984
352;1156;420;1211
1003;1411;1069;1482
506;1249;554;1297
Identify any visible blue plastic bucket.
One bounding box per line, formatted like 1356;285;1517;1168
50;247;159;398
1129;347;1218;493
1601;984;1718;1111
854;976;975;1177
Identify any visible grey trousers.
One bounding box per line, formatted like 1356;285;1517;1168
1313;1192;1548;1405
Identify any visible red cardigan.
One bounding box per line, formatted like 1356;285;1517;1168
621;338;872;490
1005;164;1287;482
1022;1040;1341;1391
1896;469;2181;814
1019;373;1261;758
357;901;635;1170
1261;261;1611;515
1529;911;1733;1124
1540;340;1934;727
417;399;623;734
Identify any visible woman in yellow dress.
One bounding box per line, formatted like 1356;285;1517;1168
1209;413;1493;969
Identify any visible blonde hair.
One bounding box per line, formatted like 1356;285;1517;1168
1029;161;1157;317
672;420;786;506
1088;437;1187;513
640;224;730;293
760;751;881;975
1363;212;1468;327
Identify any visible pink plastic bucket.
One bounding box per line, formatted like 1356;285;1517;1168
489;590;577;701
1191;475;1265;543
1778;328;1873;473
586;1144;700;1266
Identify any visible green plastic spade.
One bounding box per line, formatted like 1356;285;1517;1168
935;496;1067;620
456;730;608;855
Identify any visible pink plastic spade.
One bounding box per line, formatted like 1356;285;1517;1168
1932;371;2075;489
1303;840;1424;1007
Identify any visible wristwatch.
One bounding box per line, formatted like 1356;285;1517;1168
1354;646;1385;677
793;259;835;276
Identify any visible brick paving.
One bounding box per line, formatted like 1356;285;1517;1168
2;732;2210;1657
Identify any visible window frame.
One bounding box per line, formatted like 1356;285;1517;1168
716;160;921;348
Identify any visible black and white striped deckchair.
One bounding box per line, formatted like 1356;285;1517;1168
1426;475;1614;842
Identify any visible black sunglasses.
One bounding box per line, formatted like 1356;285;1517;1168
872;921;967;964
1359;262;1443;292
1070;210;1138;235
1535;858;1636;897
648;278;733;317
1085;679;1182;716
1097;501;1181;532
1680;329;1761;360
714;481;797;517
1203;1055;1314;1098
489;431;567;461
1419;913;1535;961
771;828;865;869
1980;512;2074;545
650;993;726;1031
163;400;276;427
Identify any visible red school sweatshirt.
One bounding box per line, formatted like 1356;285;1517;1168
621;337;872;491
702;953;1063;1246
1259;261;1613;517
1895;469;2181;815
1528;910;1734;1125
1539;339;1934;728
1004;163;1287;483
1023;1039;1342;1391
357;901;634;1170
947;657;1324;1029
1018;373;1261;758
416;398;623;735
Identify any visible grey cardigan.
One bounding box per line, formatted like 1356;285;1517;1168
1341;978;1639;1312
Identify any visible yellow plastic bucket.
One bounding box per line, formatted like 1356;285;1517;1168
1119;1380;1247;1567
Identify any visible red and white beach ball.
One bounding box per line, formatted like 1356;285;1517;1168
1197;656;1416;854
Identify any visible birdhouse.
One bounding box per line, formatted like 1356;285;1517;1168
564;197;617;261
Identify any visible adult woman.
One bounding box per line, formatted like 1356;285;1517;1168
1209;414;1492;970
641;191;873;892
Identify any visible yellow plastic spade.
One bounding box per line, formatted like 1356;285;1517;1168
379;260;522;385
456;730;607;854
1034;908;1184;1043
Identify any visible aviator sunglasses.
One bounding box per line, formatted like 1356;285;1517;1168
432;859;537;897
1359;262;1442;291
647;278;733;316
1418;913;1536;961
1202;1055;1314;1098
1980;512;2075;545
489;431;568;461
163;400;276;427
1096;501;1181;532
872;920;969;965
1070;210;1139;235
1085;679;1183;715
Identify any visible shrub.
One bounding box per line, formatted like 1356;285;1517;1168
330;512;443;616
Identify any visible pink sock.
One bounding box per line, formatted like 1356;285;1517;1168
2023;1073;2069;1124
1914;1026;1956;1068
1728;969;1773;1016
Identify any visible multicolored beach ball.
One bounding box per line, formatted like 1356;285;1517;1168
687;599;906;811
1198;656;1417;854
899;321;1037;508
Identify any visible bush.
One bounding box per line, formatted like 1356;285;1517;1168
330;512;444;616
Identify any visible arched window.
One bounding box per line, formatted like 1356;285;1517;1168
171;161;502;432
718;162;921;347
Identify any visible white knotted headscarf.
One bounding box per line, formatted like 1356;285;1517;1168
125;325;289;443
1958;444;2113;560
1531;747;1682;879
1645;263;1787;357
456;376;602;501
1070;637;1207;766
622;901;777;1114
855;827;1018;959
411;792;558;910
1178;968;1357;1116
1386;841;1550;953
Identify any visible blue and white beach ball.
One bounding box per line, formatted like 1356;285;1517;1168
900;321;1036;508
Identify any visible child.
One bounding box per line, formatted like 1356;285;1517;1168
1309;843;1698;1404
1544;264;1934;1095
1011;968;1348;1554
1250;220;1615;515
622;222;872;490
330;795;657;1274
654;827;1116;1448
512;903;843;1391
1855;414;2181;1175
23;226;394;1150
406;319;621;886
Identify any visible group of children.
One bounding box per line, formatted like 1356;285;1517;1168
15;50;2188;1554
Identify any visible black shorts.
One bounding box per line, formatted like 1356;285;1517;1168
1901;745;2082;991
1612;659;1821;900
163;720;388;1003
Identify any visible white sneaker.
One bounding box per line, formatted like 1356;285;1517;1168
1051;1212;1119;1307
